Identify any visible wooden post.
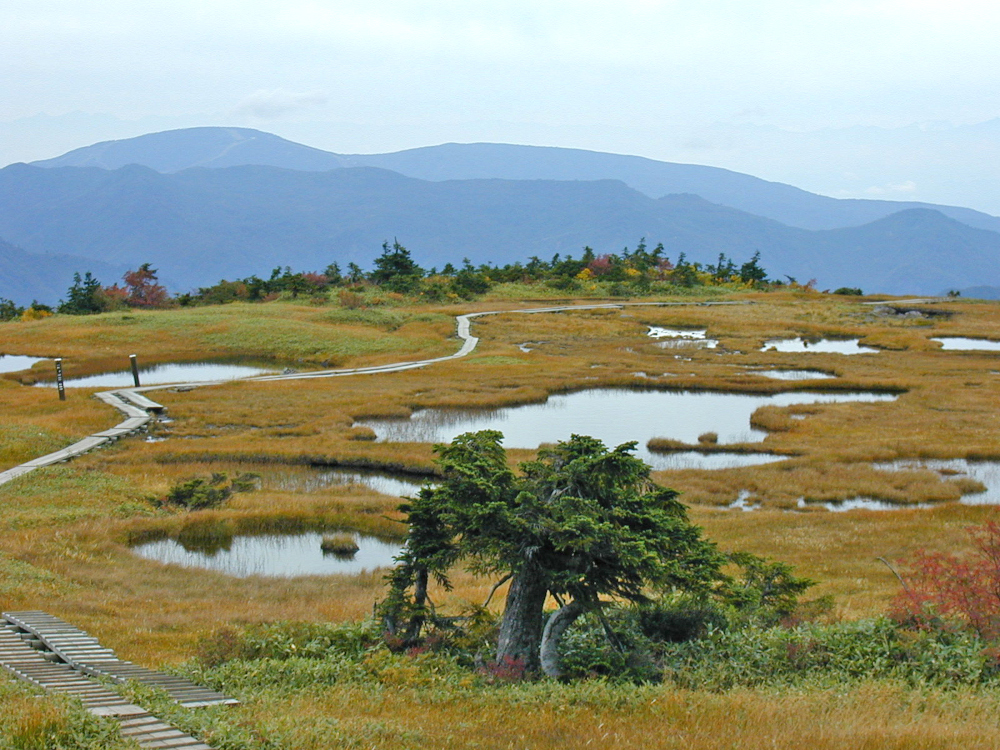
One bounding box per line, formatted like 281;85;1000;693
54;358;66;401
129;354;140;388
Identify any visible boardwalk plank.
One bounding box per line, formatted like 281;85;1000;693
2;613;220;749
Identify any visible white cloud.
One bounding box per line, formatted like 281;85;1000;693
2;0;1000;196
231;89;329;119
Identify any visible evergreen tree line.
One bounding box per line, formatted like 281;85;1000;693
181;239;774;307
1;240;778;319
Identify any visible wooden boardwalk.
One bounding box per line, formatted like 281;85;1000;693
0;389;160;486
4;611;237;708
1;611;233;749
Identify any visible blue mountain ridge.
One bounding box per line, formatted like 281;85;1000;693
2;159;998;301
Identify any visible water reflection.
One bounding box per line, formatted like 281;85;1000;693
648;327;709;339
797;497;930;512
761;338;878;354
728;491;758;511
133;532;402;577
651;451;788;471
874;458;1000;505
647;327;718;349
260;467;428;497
931;337;1000;352
0;355;46;374
753;370;835;381
728;459;1000;513
356;388;897;470
653;339;719;350
37;361;279;388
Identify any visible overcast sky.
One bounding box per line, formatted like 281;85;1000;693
3;1;999;212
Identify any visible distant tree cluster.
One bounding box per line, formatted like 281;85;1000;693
175;239;776;308
0;297;53;322
20;239;781;319
54;263;171;315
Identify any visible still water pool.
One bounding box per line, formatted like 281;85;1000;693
931;337;1000;351
753;370;835;381
133;532;402;577
0;355;46;374
651;451;789;470
356;388;898;470
733;459;1000;512
761;338;879;354
874;459;1000;506
260;467;429;497
647;327;719;349
38;361;279;388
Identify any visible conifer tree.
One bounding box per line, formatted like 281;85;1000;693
382;431;725;677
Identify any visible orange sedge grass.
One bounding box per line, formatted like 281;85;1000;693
2;291;1000;748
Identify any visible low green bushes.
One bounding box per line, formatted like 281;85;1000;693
0;681;128;750
659;617;1000;690
160;472;259;511
189;611;1000;692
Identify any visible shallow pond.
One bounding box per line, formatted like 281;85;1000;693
648;327;708;339
761;338;878;355
752;370;835;381
799;497;932;512
132;532;402;577
729;491;929;513
38;361;279;388
874;458;1000;505
0;355;47;374
931;337;1000;352
647;327;719;349
356;388;898;469
729;459;1000;512
260;467;428;497
652;451;789;471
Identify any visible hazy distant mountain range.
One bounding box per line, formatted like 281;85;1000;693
35;127;1000;234
1;126;998;304
0;236;121;306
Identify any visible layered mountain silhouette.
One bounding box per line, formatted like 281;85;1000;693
33;127;353;174
0;127;996;303
0;236;121;306
34;127;1000;234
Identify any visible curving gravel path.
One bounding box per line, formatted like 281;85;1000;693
0;301;739;486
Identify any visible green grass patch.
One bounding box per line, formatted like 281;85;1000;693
0;681;130;750
0;302;455;367
0;424;69;466
0;554;80;598
0;466;155;530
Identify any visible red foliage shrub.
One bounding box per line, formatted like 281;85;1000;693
101;284;129;307
123;263;171;308
892;520;1000;639
300;272;328;288
587;255;613;276
477;655;527;683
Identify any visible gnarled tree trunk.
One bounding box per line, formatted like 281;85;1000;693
402;566;429;645
540;600;586;678
496;566;548;673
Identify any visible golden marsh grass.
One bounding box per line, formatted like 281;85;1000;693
4;290;1000;746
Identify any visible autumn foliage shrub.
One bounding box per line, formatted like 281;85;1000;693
892;520;1000;639
476;655;527;683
